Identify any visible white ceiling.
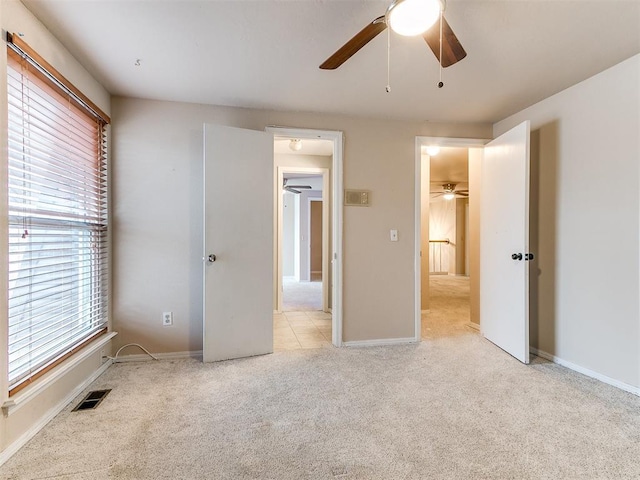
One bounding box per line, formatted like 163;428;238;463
429;147;468;188
21;1;640;123
283;174;324;191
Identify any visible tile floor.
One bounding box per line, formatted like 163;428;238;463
273;311;332;351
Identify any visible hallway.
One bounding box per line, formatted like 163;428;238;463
275;277;332;351
422;275;476;339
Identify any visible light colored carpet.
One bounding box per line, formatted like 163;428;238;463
283;276;322;311
2;336;640;479
423;275;473;339
2;277;639;478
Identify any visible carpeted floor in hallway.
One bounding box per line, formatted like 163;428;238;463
423;274;474;339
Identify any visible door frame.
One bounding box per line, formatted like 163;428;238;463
266;127;344;347
414;136;490;340
308;196;324;283
277;167;330;312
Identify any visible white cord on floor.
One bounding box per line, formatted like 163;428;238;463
107;343;159;362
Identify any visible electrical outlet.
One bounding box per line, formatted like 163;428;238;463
162;311;173;326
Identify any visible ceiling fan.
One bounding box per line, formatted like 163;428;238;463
320;0;466;71
283;178;312;194
431;183;468;200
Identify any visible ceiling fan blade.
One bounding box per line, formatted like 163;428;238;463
422;16;467;68
456;192;469;197
287;185;312;189
320;16;387;70
285;186;301;194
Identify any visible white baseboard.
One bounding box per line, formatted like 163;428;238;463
0;359;113;467
531;347;639;397
343;337;417;348
113;350;203;363
466;322;480;331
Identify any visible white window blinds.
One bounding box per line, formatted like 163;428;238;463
6;38;109;395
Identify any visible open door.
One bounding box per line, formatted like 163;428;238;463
203;124;273;362
480;121;531;364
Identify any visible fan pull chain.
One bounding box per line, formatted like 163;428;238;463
386;26;391;93
438;8;444;88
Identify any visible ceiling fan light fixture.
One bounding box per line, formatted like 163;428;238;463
387;0;441;37
443;192;455;201
289;139;303;151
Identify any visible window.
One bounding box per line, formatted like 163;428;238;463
6;34;110;395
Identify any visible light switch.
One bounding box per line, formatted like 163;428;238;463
390;229;398;242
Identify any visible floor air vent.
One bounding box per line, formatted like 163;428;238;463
73;389;111;411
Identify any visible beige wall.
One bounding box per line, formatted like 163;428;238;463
0;0;111;456
111;96;491;348
281;192;297;277
420;155;430;310
429;200;456;273
299;190;323;282
494;54;640;388
310;201;323;273
455;198;468;275
426;196;468;276
468;149;483;325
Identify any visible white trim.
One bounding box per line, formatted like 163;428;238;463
531;347;640;397
343;337;417;348
113;350;203;363
0;358;112;467
414;138;422;342
2;332;117;414
266;127;344;348
418;136;490;148
466;322;480;331
276;167;285;309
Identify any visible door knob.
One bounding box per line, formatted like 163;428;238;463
511;253;523;261
207;254;217;263
525;253;535;261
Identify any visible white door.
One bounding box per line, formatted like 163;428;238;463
203;124;273;362
480;121;531;364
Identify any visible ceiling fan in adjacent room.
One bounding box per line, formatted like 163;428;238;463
283;179;312;194
319;0;466;70
430;183;468;200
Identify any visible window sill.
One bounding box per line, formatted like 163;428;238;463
2;331;117;416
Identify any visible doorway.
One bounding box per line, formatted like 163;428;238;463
309;198;323;282
280;172;325;311
414;125;531;364
267;127;344;350
424;146;473;339
414;136;489;341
